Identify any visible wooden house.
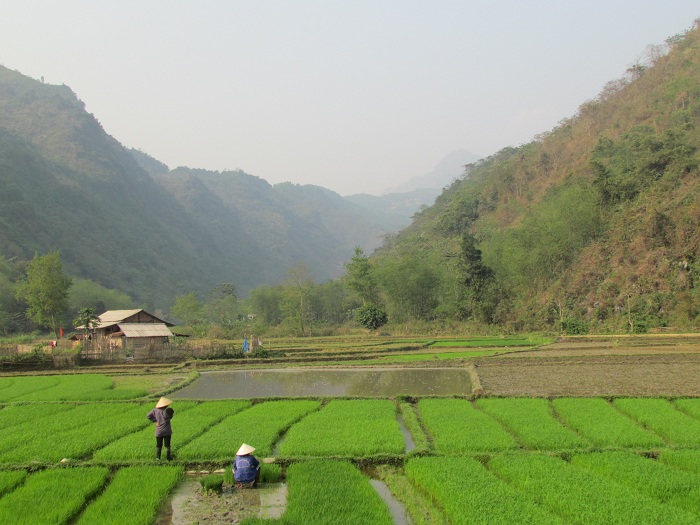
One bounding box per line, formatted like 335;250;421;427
88;309;175;362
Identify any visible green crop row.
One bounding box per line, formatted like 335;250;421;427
552;398;664;448
418;398;518;453
0;403;135;457
659;449;700;474
477;398;588;450
489;453;699;524
278;400;404;457
242;460;394;525
0;467;109;525
76;466;183;525
614;398;700;446
572;451;700;516
405;456;564;524
0;403;76;433
0;374;146;402
0;403;152;463
180;400;319;460
0;471;26;498
93;400;243;461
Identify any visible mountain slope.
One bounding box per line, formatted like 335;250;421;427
372;23;700;331
0;65;412;307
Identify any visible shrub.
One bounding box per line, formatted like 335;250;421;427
355;303;388;330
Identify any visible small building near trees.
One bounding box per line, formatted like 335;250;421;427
85;309;175;362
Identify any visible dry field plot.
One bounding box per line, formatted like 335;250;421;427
475;354;700;397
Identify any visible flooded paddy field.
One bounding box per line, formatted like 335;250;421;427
171;367;472;398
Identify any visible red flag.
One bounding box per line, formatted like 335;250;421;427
59;326;64;338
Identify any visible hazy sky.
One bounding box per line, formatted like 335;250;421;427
2;2;698;195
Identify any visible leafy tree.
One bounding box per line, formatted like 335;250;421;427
458;233;496;322
171;292;205;327
282;264;315;336
205;283;238;329
355;302;388;330
378;256;440;321
73;307;99;346
344;247;378;304
15;251;72;337
250;285;284;325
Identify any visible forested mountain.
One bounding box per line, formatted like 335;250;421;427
0;66;409;308
369;23;700;333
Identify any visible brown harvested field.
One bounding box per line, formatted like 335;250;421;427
474;353;700;397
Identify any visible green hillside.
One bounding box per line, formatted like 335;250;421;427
370;23;700;332
0;66;406;312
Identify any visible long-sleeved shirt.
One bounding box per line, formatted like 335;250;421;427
232;454;260;483
146;407;173;437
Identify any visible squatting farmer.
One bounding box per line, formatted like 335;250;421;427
146;397;174;460
232;443;260;488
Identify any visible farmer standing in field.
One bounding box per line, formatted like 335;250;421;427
232;443;260;488
146;397;174;460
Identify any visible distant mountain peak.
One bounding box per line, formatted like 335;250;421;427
383;148;481;194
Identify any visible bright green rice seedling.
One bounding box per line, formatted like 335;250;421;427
572;450;700;515
0;376;61;402
406;456;564;524
673;398;700;420
242;460;394;525
613;398;700;446
0;402;152;463
477;398;588;450
76;466;182;525
553;398;664;448
0;467;108;525
659;449;700;474
417;398;518;454
93;400;240;461
0;402;134;458
489;453;700;525
278;400;404;457
179;400;319;460
200;473;224;494
0;403;76;432
0;470;26;497
0;375;145;402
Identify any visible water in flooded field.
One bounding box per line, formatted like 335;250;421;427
171;367;472;398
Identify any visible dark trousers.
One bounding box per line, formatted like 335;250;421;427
156;435;172;459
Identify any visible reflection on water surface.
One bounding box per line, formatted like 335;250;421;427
172;368;471;398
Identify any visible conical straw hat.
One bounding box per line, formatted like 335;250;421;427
155;397;172;408
236;443;255;456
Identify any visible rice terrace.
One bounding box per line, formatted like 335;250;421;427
2;333;700;524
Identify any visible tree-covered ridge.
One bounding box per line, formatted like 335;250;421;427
371;23;700;332
0;65;411;312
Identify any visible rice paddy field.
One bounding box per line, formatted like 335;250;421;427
1;333;700;523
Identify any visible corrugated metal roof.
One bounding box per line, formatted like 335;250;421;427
118;323;173;338
98;310;142;323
